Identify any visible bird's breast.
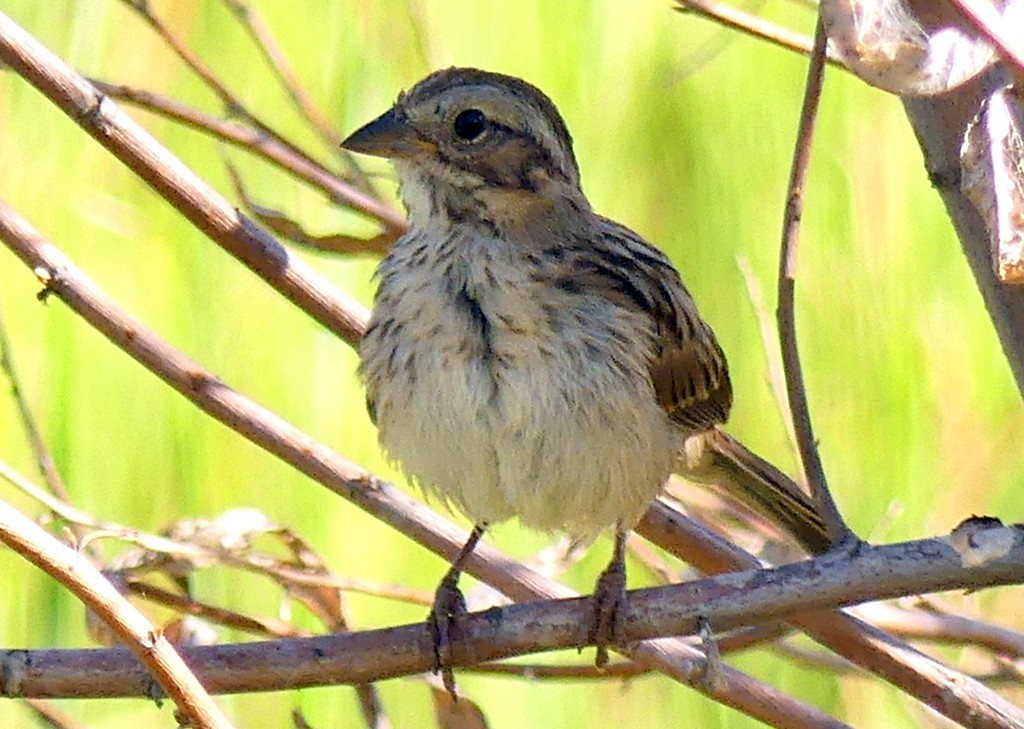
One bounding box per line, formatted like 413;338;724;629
361;235;677;534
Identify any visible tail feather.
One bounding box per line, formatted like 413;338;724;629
678;427;831;554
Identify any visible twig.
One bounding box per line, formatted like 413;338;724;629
90;79;404;234
772;641;859;674
213;0;381;204
216;0;338;149
736;255;802;472
673;0;847;69
0;304;69;502
124;581;310;639
23;699;92;729
0;496;233;728
714;623;795;655
857;600;1024;658
226;162;393;256
776;17;851;545
117;0;372;194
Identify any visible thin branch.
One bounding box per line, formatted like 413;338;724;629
123;581;310;639
776;16;851;545
226;162;393;256
3;526;1023;701
117;0;373;195
0;15;370;347
214;0;382;205
0;497;233;728
23;699;92;729
673;0;847;69
858;600;1024;658
90;79;405;234
736;255;802;473
216;0;338;149
0;303;69;501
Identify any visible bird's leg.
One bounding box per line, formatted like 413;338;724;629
429;523;486;697
587;523;629;667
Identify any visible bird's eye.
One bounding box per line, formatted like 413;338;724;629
453;109;488;141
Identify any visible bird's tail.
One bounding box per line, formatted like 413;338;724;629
677;427;831;554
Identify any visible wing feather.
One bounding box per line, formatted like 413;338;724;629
589;217;732;431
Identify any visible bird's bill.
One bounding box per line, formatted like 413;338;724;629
340;107;436;158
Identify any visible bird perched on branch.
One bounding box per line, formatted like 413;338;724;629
342;67;828;691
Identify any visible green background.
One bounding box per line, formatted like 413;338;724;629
1;0;1021;726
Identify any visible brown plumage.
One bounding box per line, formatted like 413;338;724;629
342;67;827;691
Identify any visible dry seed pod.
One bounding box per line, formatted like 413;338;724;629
820;0;1020;96
961;84;1024;283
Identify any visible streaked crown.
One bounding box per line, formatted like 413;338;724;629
342;68;582;195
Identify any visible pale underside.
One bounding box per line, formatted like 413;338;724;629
362;224;680;536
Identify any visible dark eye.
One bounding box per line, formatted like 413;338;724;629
453;109;488;141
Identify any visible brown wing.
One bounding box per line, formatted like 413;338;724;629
650;317;732;431
590;217;732;432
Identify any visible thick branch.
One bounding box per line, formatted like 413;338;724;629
0;11;369;347
638;505;1024;729
2;526;1022;701
904;64;1024;400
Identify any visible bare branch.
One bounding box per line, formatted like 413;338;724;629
2;526;1023;705
639;504;1024;729
226;162;393;256
216;0;339;149
776;16;851;544
89;79;404;233
0;304;69;501
0;13;370;346
736;255;802;473
674;0;847;68
0;497;233;728
23;699;92;729
116;0;374;193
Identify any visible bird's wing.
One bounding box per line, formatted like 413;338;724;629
591;217;733;431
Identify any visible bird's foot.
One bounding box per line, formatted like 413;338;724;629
586;558;628;668
427;571;468;698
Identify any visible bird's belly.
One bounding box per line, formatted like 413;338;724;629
371;328;677;536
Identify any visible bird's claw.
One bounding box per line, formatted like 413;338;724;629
586;560;628;667
427;573;468;697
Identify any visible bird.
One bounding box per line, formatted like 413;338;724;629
341;67;830;690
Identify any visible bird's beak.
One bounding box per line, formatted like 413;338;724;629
340;107;435;159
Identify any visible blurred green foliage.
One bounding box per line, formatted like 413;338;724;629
0;0;1022;727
